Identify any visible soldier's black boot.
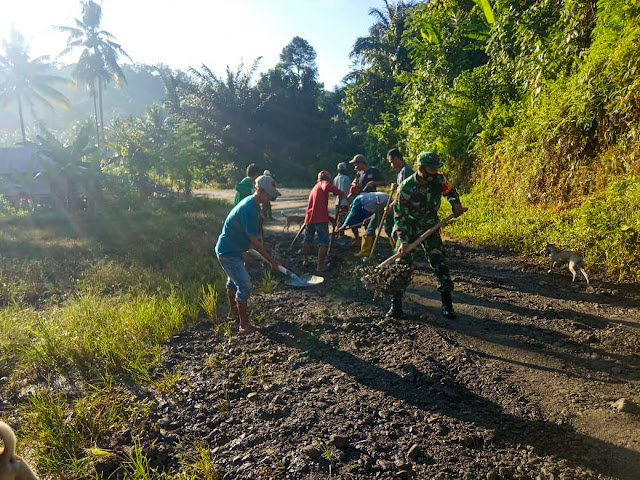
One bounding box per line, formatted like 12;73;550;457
441;291;456;319
386;293;403;318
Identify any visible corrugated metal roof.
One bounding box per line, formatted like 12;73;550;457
0;147;49;175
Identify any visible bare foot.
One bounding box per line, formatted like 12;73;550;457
226;308;239;321
238;324;258;335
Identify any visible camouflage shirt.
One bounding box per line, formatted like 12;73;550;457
393;171;461;243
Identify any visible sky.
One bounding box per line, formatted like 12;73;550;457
0;0;378;89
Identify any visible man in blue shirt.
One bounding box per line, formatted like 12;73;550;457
215;175;281;334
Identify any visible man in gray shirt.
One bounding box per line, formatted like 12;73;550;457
384;148;414;245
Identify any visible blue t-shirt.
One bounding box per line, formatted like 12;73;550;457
215;196;260;257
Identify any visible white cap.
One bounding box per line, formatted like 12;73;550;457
337;162;347;171
255;175;281;199
263;170;272;176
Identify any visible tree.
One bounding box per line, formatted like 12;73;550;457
56;0;131;147
277;36;319;89
0;28;70;142
343;1;416;160
31;122;97;210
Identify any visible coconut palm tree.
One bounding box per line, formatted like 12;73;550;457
350;0;415;73
56;0;131;146
0;28;70;143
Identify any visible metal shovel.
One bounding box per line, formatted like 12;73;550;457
248;249;324;287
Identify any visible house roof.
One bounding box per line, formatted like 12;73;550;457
0;147;49;175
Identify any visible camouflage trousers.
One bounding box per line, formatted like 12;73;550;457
393;218;453;293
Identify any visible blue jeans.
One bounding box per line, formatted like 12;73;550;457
217;254;251;301
303;222;330;246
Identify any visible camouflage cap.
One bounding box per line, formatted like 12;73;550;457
417;151;443;169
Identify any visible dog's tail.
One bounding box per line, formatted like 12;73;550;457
0;421;16;462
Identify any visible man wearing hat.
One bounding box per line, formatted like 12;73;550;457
261;170;274;220
215;175;282;334
333;163;351;237
387;152;467;319
234;163;261;206
349;154;386;248
303;170;345;273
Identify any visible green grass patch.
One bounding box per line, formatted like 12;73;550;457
0;195;231;477
446;176;640;281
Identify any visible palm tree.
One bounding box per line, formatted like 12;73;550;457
0;28;70;143
32;122;96;210
350;0;415;73
56;0;131;147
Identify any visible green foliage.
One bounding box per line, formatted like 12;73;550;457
109;105;209;196
25;384;152;477
56;0;131;145
199;284;218;323
447;176;640;281
0;28;70;142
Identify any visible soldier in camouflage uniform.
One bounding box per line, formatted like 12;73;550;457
387;151;466;319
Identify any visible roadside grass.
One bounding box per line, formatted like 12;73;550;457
445;176;640;281
0;195;229;477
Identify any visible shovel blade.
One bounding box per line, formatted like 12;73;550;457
285;274;324;287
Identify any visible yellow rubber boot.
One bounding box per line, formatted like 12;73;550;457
355;236;374;257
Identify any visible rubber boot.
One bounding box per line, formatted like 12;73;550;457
385;293;403;318
388;237;396;250
441;291;456;319
355;236;374;257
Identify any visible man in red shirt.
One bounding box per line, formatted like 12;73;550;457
303;170;345;273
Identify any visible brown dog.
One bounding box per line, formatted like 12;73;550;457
0;422;39;480
544;243;590;284
281;212;305;231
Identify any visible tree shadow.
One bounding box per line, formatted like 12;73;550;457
446;241;640;310
406;290;640;382
262;321;640;480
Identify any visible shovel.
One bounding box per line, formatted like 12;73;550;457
377;213;458;269
286;223;306;252
248;249;324;287
368;183;397;259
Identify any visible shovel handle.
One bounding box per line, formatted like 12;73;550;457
369;184;397;258
248;249;294;278
377;213;457;269
278;265;292;276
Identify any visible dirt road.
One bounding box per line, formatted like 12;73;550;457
149;189;640;478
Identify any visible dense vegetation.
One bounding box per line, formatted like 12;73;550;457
0;0;638;476
342;0;640;280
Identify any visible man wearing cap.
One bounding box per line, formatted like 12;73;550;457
215;175;282;334
303;170;345;273
387;151;466;320
261;170;274;220
333;163;351;237
349;154;386;248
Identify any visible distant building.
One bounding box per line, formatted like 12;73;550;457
0;147;51;201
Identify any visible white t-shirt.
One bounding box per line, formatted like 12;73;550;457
333;173;351;206
359;192;389;212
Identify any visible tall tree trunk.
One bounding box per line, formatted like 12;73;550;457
17;94;26;143
92;85;100;148
98;80;105;148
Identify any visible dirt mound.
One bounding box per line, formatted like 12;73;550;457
359;262;414;298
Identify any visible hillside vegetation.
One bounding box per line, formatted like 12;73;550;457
343;0;640;280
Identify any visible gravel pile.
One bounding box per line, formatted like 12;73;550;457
360;262;414;297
